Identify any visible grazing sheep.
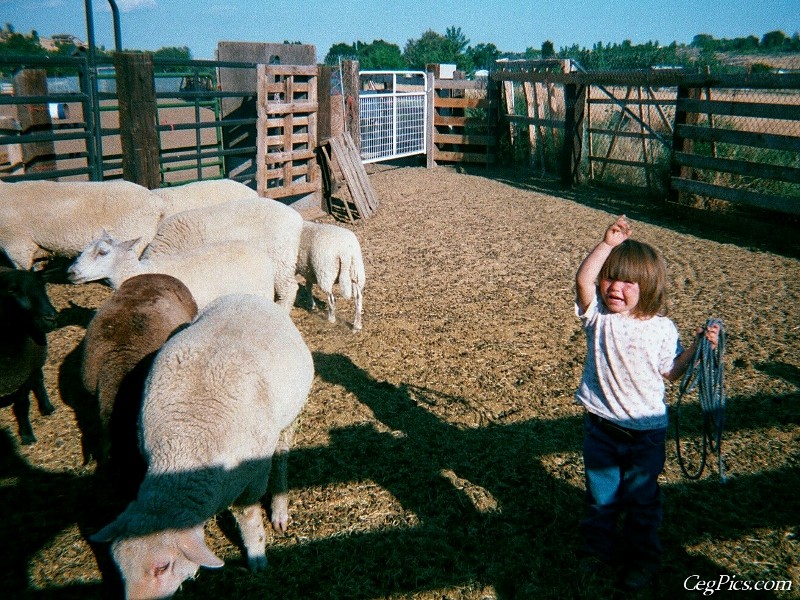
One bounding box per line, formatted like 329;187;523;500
66;231;275;310
82;274;198;471
91;294;314;600
142;196;302;311
296;221;366;332
0;180;164;270
154;178;258;219
0;266;58;444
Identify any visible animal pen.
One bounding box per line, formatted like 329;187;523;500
1;52;799;222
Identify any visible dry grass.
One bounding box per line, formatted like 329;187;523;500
1;164;798;599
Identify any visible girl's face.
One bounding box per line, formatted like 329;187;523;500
600;277;640;316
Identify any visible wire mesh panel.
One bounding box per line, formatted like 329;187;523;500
359;71;427;163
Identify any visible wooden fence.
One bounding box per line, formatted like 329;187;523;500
426;72;499;167
493;66;800;218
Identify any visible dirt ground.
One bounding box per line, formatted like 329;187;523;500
1;164;798;599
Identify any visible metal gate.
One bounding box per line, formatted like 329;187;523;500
359;71;427;163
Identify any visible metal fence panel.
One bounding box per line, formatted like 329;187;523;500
359;71;427;163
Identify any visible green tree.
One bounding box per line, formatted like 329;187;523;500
403;29;462;69
541;40;555;58
466;42;500;72
324;42;358;65
359;39;406;69
761;30;788;50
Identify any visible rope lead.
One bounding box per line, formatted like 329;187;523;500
674;318;728;483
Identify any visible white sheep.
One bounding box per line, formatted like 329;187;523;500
154;178;258;219
81;273;198;476
296;221;366;332
0;179;165;270
142;196;302;311
91;293;314;600
66;231;275;310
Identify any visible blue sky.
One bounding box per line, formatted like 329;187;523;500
3;0;799;61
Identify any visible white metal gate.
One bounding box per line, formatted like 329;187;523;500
359;71;427;163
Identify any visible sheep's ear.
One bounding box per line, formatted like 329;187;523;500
177;526;224;568
121;238;141;252
90;517;127;543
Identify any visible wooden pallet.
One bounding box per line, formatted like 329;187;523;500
256;64;321;203
322;132;379;222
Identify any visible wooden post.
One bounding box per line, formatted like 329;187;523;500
13;69;56;176
340;59;360;153
669;85;701;204
114;52;160;189
426;71;435;168
317;65;333;142
560;82;586;186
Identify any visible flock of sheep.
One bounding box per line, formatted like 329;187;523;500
0;178;367;599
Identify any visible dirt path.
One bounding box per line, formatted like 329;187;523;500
2;165;798;598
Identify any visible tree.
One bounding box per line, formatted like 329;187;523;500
466;43;500;72
541;40;555;58
403;29;462;69
324;42;358;65
359;39;406;70
761;30;788;50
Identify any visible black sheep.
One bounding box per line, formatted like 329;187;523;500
0;266;58;444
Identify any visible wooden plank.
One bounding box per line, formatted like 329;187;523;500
341;131;379;211
671;176;800;215
673;151;800;184
675;124;800;153
433;133;497;146
677;98;800;121
434;149;495;163
262;149;316;164
264;180;320;199
435;97;492;110
263;102;319;115
329;134;372;219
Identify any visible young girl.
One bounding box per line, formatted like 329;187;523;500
574;215;719;590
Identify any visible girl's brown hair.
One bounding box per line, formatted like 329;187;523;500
599;239;668;318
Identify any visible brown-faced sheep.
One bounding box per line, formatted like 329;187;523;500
82;274;198;479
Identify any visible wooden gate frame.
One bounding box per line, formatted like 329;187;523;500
256;64;321;205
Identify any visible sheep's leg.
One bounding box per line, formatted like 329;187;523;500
11;389;36;445
275;277;298;312
352;286;363;333
269;420;298;532
31;369;55;415
231;503;268;572
326;290;336;323
305;280;316;311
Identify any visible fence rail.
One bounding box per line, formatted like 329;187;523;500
493;63;800;219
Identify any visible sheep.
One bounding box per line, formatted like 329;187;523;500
81;273;198;474
0;179;165;270
0;266;58;444
66;231;275;310
154;178;258;219
141;196;302;311
296;220;366;332
91;293;314;600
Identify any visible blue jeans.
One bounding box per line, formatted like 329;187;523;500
580;414;666;570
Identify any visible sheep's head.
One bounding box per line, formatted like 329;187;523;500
92;522;223;600
0;267;57;341
67;230;140;286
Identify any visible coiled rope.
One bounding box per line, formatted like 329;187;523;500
674;318;727;482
